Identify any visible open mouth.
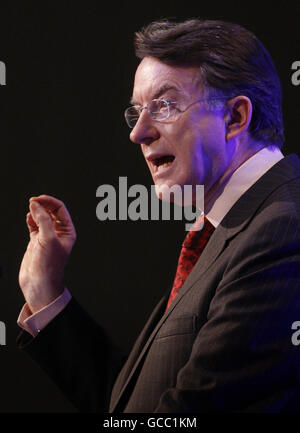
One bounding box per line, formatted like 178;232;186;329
152;155;175;173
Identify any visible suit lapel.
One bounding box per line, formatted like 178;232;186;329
110;154;300;412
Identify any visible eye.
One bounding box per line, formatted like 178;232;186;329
149;99;169;114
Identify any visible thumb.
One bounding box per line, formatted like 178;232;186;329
30;201;55;242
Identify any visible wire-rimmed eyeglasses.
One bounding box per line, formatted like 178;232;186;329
124;97;228;128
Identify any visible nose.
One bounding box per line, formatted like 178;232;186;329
129;109;160;146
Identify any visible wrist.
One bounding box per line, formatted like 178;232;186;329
26;284;64;314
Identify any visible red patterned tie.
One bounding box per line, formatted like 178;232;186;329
166;215;215;310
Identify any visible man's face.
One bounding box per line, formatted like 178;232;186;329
129;57;232;202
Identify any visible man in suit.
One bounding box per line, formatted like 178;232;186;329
17;19;300;412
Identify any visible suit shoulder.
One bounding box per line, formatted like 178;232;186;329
255;176;300;224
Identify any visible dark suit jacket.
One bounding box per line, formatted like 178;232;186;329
17;154;300;412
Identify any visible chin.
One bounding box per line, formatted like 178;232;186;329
155;173;204;207
154;179;189;206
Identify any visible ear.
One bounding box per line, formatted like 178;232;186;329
224;95;253;141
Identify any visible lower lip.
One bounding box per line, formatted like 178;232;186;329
152;159;176;179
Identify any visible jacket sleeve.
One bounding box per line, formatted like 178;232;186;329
17;296;124;412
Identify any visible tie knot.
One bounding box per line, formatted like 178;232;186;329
183;215;215;250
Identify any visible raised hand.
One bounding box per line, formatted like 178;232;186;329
19;195;77;314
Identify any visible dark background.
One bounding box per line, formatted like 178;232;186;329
0;0;299;413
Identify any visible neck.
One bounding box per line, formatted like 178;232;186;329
204;142;266;213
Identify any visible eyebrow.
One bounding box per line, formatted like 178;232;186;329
130;84;180;105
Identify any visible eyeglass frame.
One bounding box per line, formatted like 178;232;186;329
124;96;230;129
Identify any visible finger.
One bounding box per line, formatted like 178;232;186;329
30;195;74;228
26;212;38;234
29;201;56;242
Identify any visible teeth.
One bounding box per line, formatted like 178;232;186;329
158;161;173;170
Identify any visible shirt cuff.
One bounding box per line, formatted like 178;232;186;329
17;288;72;337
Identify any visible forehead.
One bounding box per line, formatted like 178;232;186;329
131;57;202;105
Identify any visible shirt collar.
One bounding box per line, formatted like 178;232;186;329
206;146;284;228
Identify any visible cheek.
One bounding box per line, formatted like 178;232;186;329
179;129;205;171
171;142;203;187
179;129;220;186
